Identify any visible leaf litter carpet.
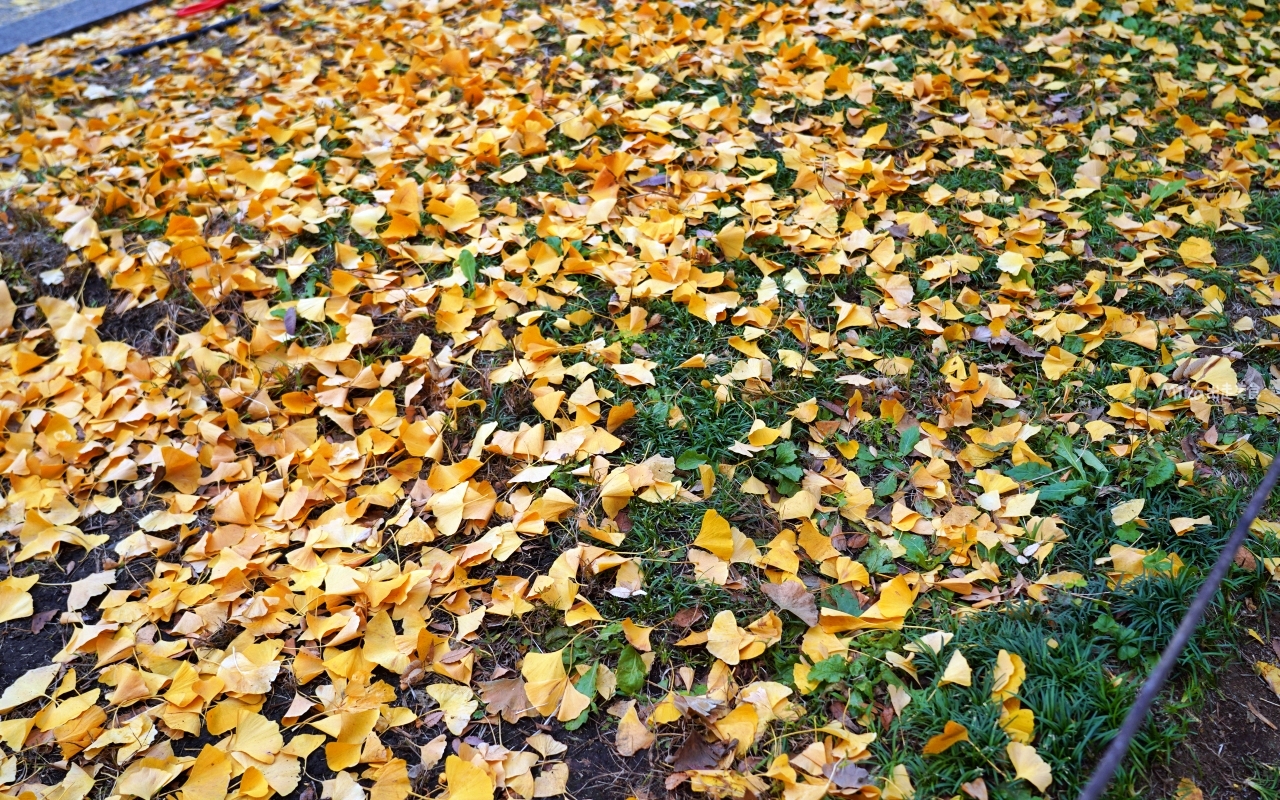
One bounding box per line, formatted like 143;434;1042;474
1;0;1280;799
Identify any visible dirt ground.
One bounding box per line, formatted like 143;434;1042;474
1147;617;1280;800
0;493;159;687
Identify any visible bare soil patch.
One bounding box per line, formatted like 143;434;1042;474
1146;615;1280;799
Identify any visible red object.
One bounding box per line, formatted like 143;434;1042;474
175;0;234;16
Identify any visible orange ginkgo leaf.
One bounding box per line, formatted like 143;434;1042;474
923;721;970;755
160;446;202;494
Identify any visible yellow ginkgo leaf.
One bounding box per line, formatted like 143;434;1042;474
1084;420;1117;442
1111;499;1145;526
62;216;99;251
217;641;282;695
706;610;749;665
747;419;784;447
1041;347;1077;381
621;618;654;652
160;446;202;494
227;713;284;764
693;509;734;561
939;650;972;688
1178;236;1215;266
997;251;1029;274
1007;742;1053;791
350;205;386;239
1170;516;1211;535
714;703;760;756
1258;661;1280;700
179;745;232;800
325;772;365;800
115;755;187;800
444;756;494;800
882;764;915;800
1257;388;1280;416
431;195;480;233
615;701;655;756
858;122;888;147
427;684;478;735
0;575;36;625
0;664;59;713
533;763;569;797
1000;703;1035;744
556;678;592;723
370;758;411;800
363;611;409;673
716;223;745;260
522;650;569;717
992;650;1026;701
820;573;919;633
496;164;527;184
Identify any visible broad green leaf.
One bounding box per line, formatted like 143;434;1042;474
1149;178;1186;209
898;426;921;457
616;647;646;696
1144;456;1176;488
827;585;863;616
1036;480;1090;502
676;450;708;470
897;533;930;567
807;656;849;684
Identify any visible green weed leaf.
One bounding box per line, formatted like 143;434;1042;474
616;646;646;696
458;249;478;287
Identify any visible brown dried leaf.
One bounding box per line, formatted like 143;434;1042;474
760;581;819;626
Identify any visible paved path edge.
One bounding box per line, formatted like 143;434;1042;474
0;0;160;56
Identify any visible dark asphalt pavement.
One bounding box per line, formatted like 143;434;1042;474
0;0;156;55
